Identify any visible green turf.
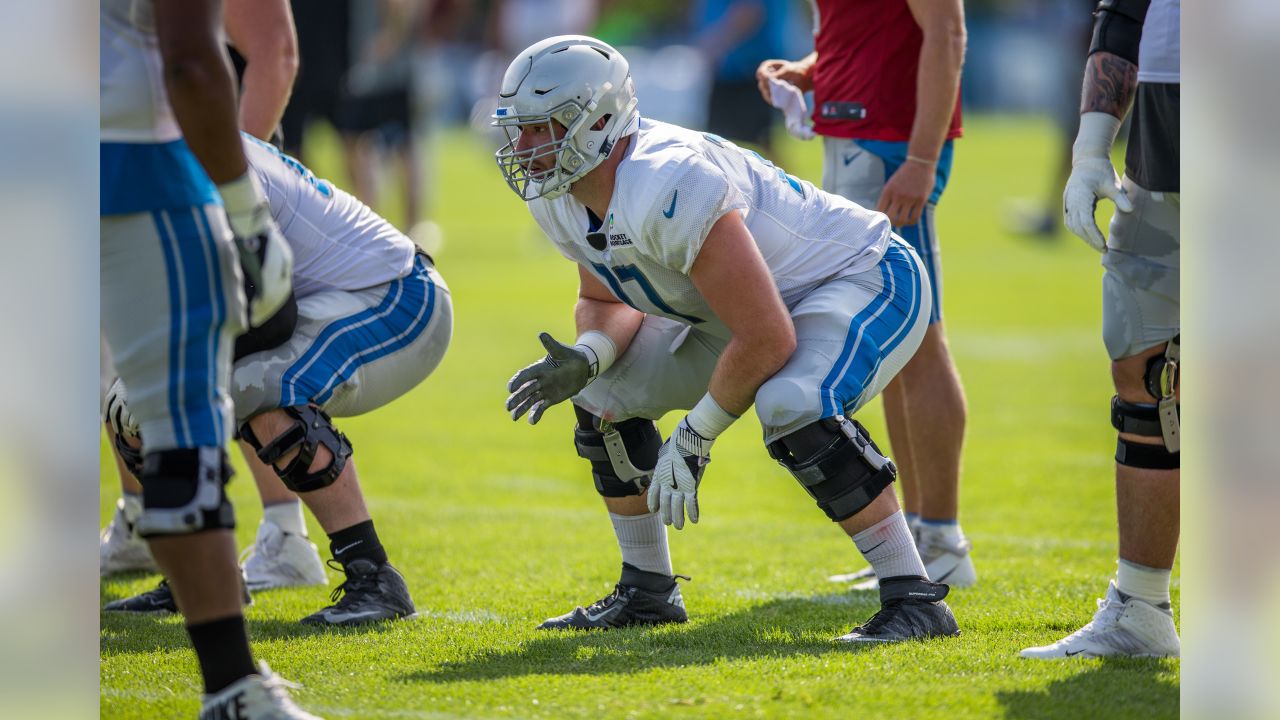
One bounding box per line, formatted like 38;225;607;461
100;116;1178;719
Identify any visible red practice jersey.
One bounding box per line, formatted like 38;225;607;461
809;0;963;142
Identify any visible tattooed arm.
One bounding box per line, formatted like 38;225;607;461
1081;51;1138;120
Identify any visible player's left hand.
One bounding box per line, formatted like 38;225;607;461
876;160;934;228
646;417;712;529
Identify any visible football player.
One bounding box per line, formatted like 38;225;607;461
498;36;958;643
103;133;453;627
101;0;306;715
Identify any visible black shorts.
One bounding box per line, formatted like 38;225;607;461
335;86;413;143
1125;82;1179;192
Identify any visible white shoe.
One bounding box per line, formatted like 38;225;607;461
1020;581;1180;659
100;498;157;577
199;663;324;720
241;520;328;591
917;525;977;588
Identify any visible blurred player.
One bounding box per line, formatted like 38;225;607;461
102;0;319;590
756;0;974;590
104;133;453;626
100;0;309;717
497;36;958;643
1022;0;1181;659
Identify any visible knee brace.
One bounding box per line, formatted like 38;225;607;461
573;405;660;497
768;416;897;522
136;446;235;536
240;405;352;493
1143;334;1179;451
1112;398;1179;469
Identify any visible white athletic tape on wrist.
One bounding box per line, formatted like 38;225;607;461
574;330;617;381
1073;112;1123;163
217;172;269;237
685;393;738;441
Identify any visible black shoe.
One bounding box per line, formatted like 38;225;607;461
835;575;960;643
538;563;688;630
104;577;253;614
300;559;416;626
104;579;177;613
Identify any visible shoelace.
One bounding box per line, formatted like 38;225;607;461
856;599;907;634
258;672;308;711
324;559;379;605
1060;593;1123;644
584;585;625;615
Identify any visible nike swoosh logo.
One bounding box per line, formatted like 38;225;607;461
842;151;863;166
585;608;613;622
663;191;678;218
325;609;388;622
1065;649;1086;657
862;540;886;554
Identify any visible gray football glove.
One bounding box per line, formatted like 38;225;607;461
506;332;592;425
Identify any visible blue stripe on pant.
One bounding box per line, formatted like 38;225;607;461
151;207;227;448
279;257;437;408
819;242;924;417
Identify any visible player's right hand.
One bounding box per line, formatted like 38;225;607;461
1063;156;1134;252
220;173;294;327
102;377;139;440
506;332;592;425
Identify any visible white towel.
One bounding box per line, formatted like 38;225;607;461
768;77;815;140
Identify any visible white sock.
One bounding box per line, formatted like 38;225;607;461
1116;559;1171;606
121;492;143;526
263;500;307;537
609;511;672;576
852;510;927;580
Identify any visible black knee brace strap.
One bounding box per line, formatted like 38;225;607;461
240;405;352;493
1111;397;1179;469
573;405;660;497
137;446;235;536
768;417;897;522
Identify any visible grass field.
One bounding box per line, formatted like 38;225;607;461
100;116;1179;719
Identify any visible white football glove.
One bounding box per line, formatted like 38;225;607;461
220;173;294;327
102;377;139;440
646;417;712;529
1063;112;1134;252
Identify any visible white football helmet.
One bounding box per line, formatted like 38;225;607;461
493;35;639;201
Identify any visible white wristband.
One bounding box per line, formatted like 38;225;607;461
573;330;617;382
685;393;739;441
1072;112;1123;163
217;172;269;237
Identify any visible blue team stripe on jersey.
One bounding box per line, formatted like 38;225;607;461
153;210;191;447
819;243;922;416
101;140;221;216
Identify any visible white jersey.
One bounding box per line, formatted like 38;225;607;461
242;136;415;298
100;0;221;215
529;119;892;340
1138;0;1180;84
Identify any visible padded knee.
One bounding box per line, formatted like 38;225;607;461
573;405;660;497
136;446;235;536
1112;397;1180;469
240;405;352;493
768;416;897;522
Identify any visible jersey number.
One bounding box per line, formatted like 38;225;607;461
591;262;704;324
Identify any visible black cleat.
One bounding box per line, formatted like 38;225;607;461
300;559;416;626
103;579;177;614
538;563;688;630
104;578;252;615
836;575;960;644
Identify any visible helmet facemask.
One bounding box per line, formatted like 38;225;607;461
492;36;640;202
